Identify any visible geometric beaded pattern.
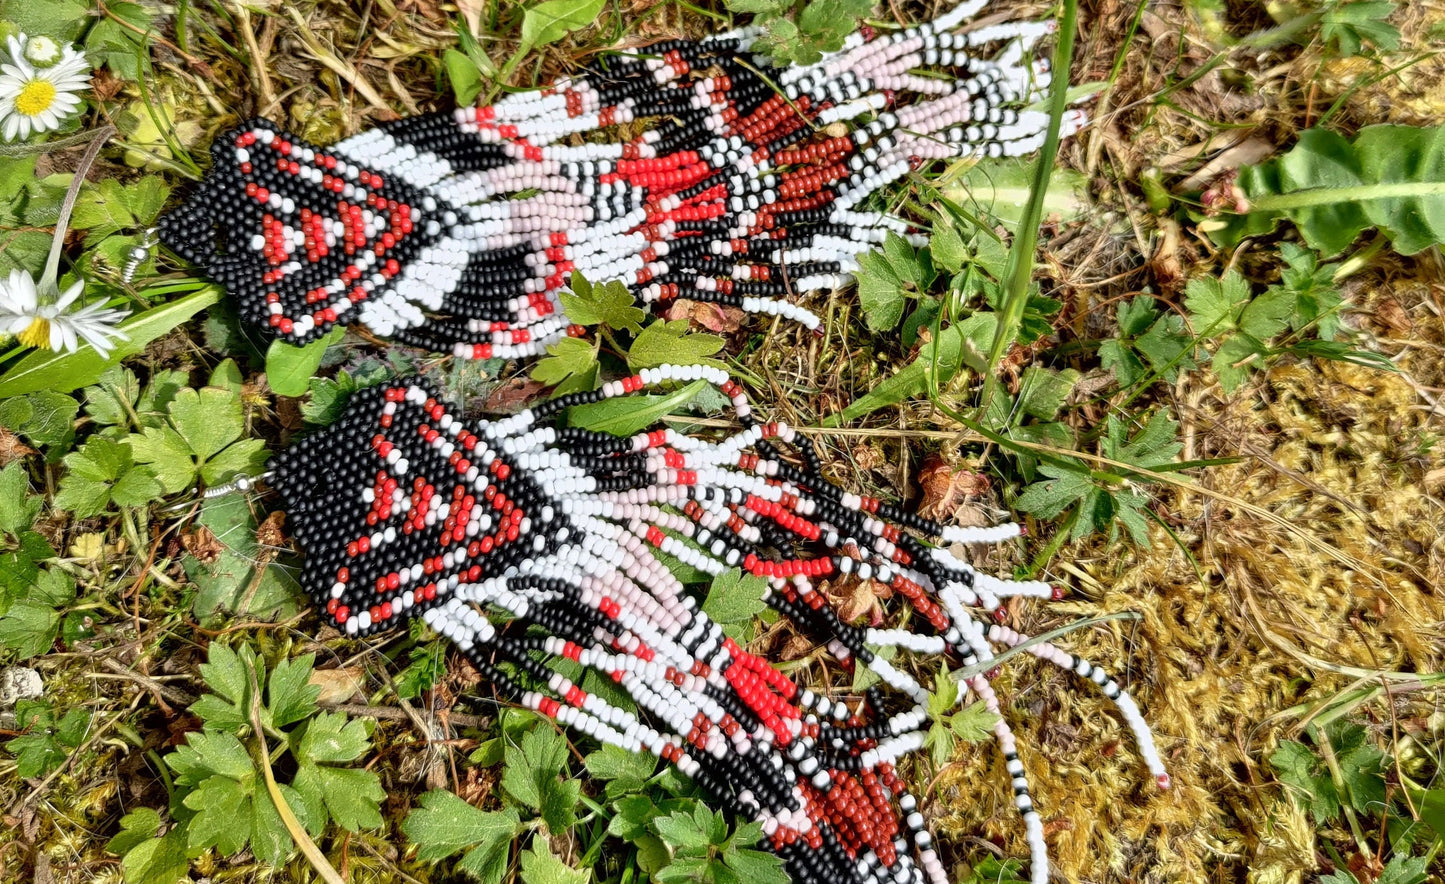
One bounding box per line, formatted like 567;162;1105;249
268;365;1167;884
271;379;560;632
161;119;435;345
160;1;1081;357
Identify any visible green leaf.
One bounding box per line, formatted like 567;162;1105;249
1109;410;1182;468
1015;463;1092;520
502;724;580;833
189;642;255;732
394;639;448;700
1417;788;1445;841
266;327;346;398
855;250;907;332
53;435;161;517
531;336;600;394
561;274;645;333
0;390;78;448
723;845;788;884
445;48;485;105
302;370;358;425
1211;124;1445;256
0;461;42;535
0;0;89;41
0;600;60;658
70;178;172;244
182;494;300;622
607;794;659;841
297;711;371;764
132;385;267;494
248;784;296;866
1134;312;1197;382
1015;366;1078;421
567;379;706;436
267;653;320;728
701;569;769;641
129;426;198;494
1210;333;1266;393
106;808;164;857
725;0;786;13
653;804;718;853
949;701;1001;743
1237;283;1294;341
1277;243;1345;341
584;744;656;797
519;0;606;53
169;730;256;784
1376;855;1428;884
946;159;1087;229
1184;270;1252;337
0;286;220;398
294;763;385;832
181;774;252;856
855;232;933;332
169;387;244;463
1270;739;1340;824
1330;721;1388;814
1320;1;1400;57
116;830;190;884
826;318;983;426
518;834;591;884
27;566;76;607
200;438;269;487
627;320;725;373
1115;295;1160;337
402;789;521;871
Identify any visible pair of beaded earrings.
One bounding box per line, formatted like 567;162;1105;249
159;2;1163;883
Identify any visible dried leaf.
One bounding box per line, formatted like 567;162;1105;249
917;455;990;521
180;526;223;565
0;427;36;465
485;376;549;413
665;298;746;334
308;667;365;705
255;511;287;551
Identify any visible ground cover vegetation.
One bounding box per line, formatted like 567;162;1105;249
0;1;1441;883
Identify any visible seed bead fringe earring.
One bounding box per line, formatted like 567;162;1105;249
158;1;1081;356
268;364;1165;884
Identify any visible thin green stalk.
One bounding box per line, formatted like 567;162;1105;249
1246;181;1445;212
976;0;1077;422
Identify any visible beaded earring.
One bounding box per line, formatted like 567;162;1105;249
157;1;1082;355
266;363;1165;884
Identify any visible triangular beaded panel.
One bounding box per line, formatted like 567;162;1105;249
272;382;562;635
158;119;443;346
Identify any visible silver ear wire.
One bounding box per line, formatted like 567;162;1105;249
160;471;274;514
122;227;158;285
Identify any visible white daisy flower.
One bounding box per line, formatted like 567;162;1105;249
0;34;91;141
0;269;130;358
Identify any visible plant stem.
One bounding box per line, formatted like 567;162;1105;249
1246;181;1445;212
976;0;1078;421
247;670;348;884
1316;730;1373;860
37;126;116;297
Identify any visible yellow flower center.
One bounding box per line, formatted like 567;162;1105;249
15;80;56;117
18;317;52;350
